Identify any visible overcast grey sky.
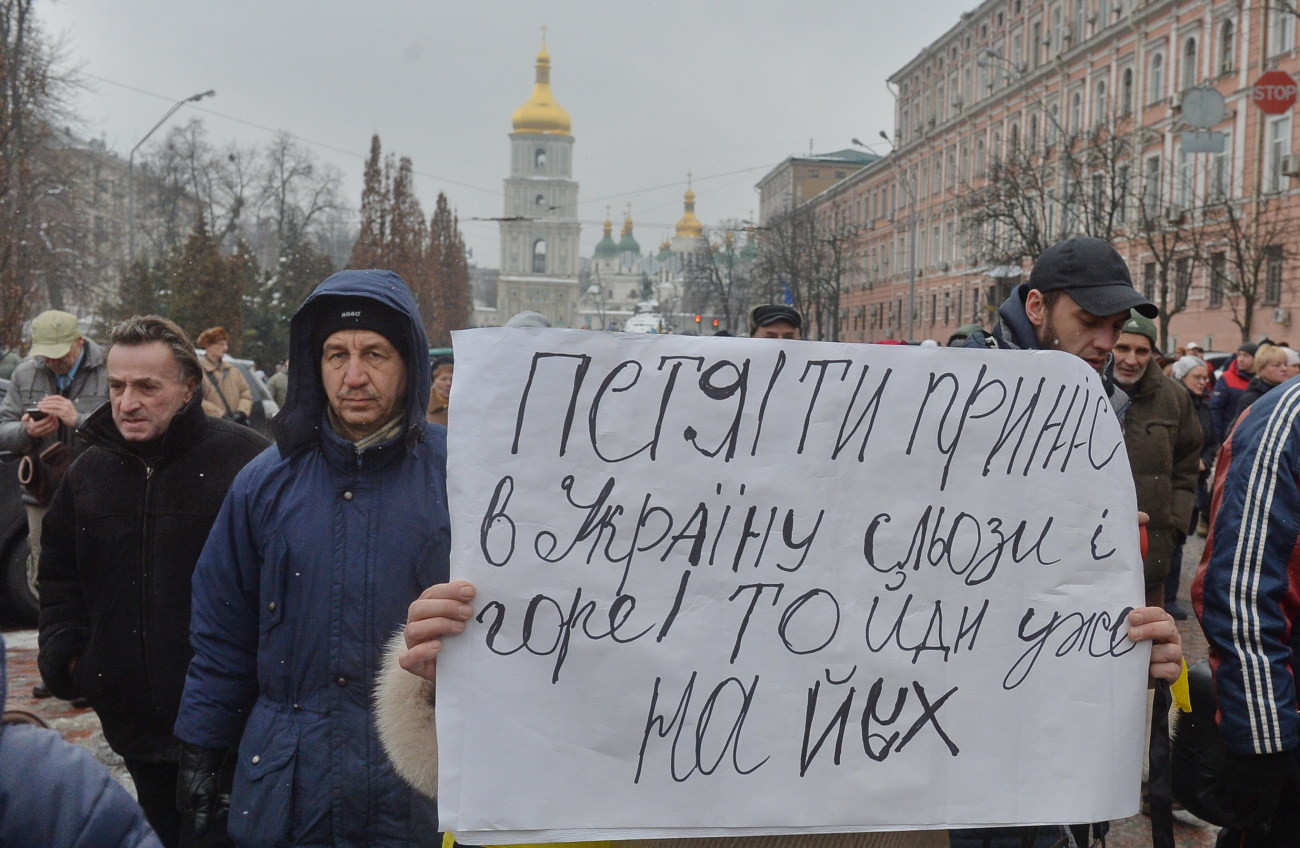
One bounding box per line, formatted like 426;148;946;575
42;0;976;267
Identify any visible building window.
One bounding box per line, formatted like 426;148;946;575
1144;154;1162;214
1175;256;1192;310
1121;67;1134;115
1095;80;1108;124
1069;91;1082;133
1268;115;1292;194
1182;38;1198;90
1209;252;1227;308
1212;133;1232;200
1273;8;1295;55
1265;245;1284;304
535;148;546;169
532;238;547;274
1143;262;1157;302
1117;163;1131;224
1219;20;1235;74
1176;150;1194;209
1149;52;1165;105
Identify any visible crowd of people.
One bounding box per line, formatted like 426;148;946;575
0;236;1293;847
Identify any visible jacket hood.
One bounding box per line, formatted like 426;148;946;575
992;284;1041;351
274;269;431;458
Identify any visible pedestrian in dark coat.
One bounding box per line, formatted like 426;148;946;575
0;633;163;847
1110;313;1203;609
1163;355;1216;618
174;269;450;847
37;315;269;845
1208;342;1256;436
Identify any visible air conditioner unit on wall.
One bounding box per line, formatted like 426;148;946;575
1166;204;1185;224
1275;307;1291;325
1282;154;1300;178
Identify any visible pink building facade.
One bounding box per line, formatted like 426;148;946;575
797;0;1300;352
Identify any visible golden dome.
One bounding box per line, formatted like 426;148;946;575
675;187;703;239
511;42;572;136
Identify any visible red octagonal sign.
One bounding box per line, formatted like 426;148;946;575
1253;70;1298;114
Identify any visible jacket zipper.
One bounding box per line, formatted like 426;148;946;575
137;458;157;711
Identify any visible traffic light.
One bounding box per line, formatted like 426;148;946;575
712;318;719;328
694;314;701;324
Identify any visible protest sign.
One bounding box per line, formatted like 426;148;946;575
438;328;1148;843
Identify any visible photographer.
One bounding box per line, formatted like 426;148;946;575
0;310;109;652
195;326;252;425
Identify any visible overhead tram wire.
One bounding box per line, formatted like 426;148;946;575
82;72;504;200
89;73;779;227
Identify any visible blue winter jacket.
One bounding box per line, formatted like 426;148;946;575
0;633;162;847
1194;375;1300;757
174;270;451;846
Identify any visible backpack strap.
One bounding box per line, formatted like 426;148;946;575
205;367;235;417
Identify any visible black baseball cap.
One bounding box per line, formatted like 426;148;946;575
1029;237;1158;320
749;304;803;332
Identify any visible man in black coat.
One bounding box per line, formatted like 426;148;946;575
36;315;269;847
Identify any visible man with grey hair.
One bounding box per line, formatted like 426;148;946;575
37;315;268;846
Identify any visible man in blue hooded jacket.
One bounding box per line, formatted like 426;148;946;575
174;269;450;846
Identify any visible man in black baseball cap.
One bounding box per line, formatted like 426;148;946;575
964;236;1158;378
748;304;803;340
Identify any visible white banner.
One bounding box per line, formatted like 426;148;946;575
439;328;1147;843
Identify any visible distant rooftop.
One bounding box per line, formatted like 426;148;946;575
791;148;879;164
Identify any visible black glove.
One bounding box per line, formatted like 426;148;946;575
224;411;250;426
176;743;229;838
1213;750;1300;834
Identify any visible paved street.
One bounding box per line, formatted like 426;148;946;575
2;534;1221;846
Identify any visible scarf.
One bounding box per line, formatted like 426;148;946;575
327;404;407;451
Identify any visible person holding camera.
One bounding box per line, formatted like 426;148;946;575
0;310;109;636
195;327;252;426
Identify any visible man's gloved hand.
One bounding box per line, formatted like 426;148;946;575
1213;750;1299;834
176;743;229;837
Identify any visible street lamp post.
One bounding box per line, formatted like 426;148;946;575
855;134;918;341
127;89;215;264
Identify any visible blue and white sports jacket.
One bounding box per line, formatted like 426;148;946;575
1194;376;1300;756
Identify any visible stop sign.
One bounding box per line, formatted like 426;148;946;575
1253;70;1298;114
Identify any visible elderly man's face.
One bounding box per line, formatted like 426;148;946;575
40;336;84;376
108;341;195;442
1025;290;1128;372
1111;332;1154;387
753;320;801;340
320;329;407;440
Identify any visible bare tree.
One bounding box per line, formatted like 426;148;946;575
754;209;857;341
1200;192;1293;343
958;125;1133;270
256;130;342;264
0;0;81;342
685;224;760;335
1130;153;1204;349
